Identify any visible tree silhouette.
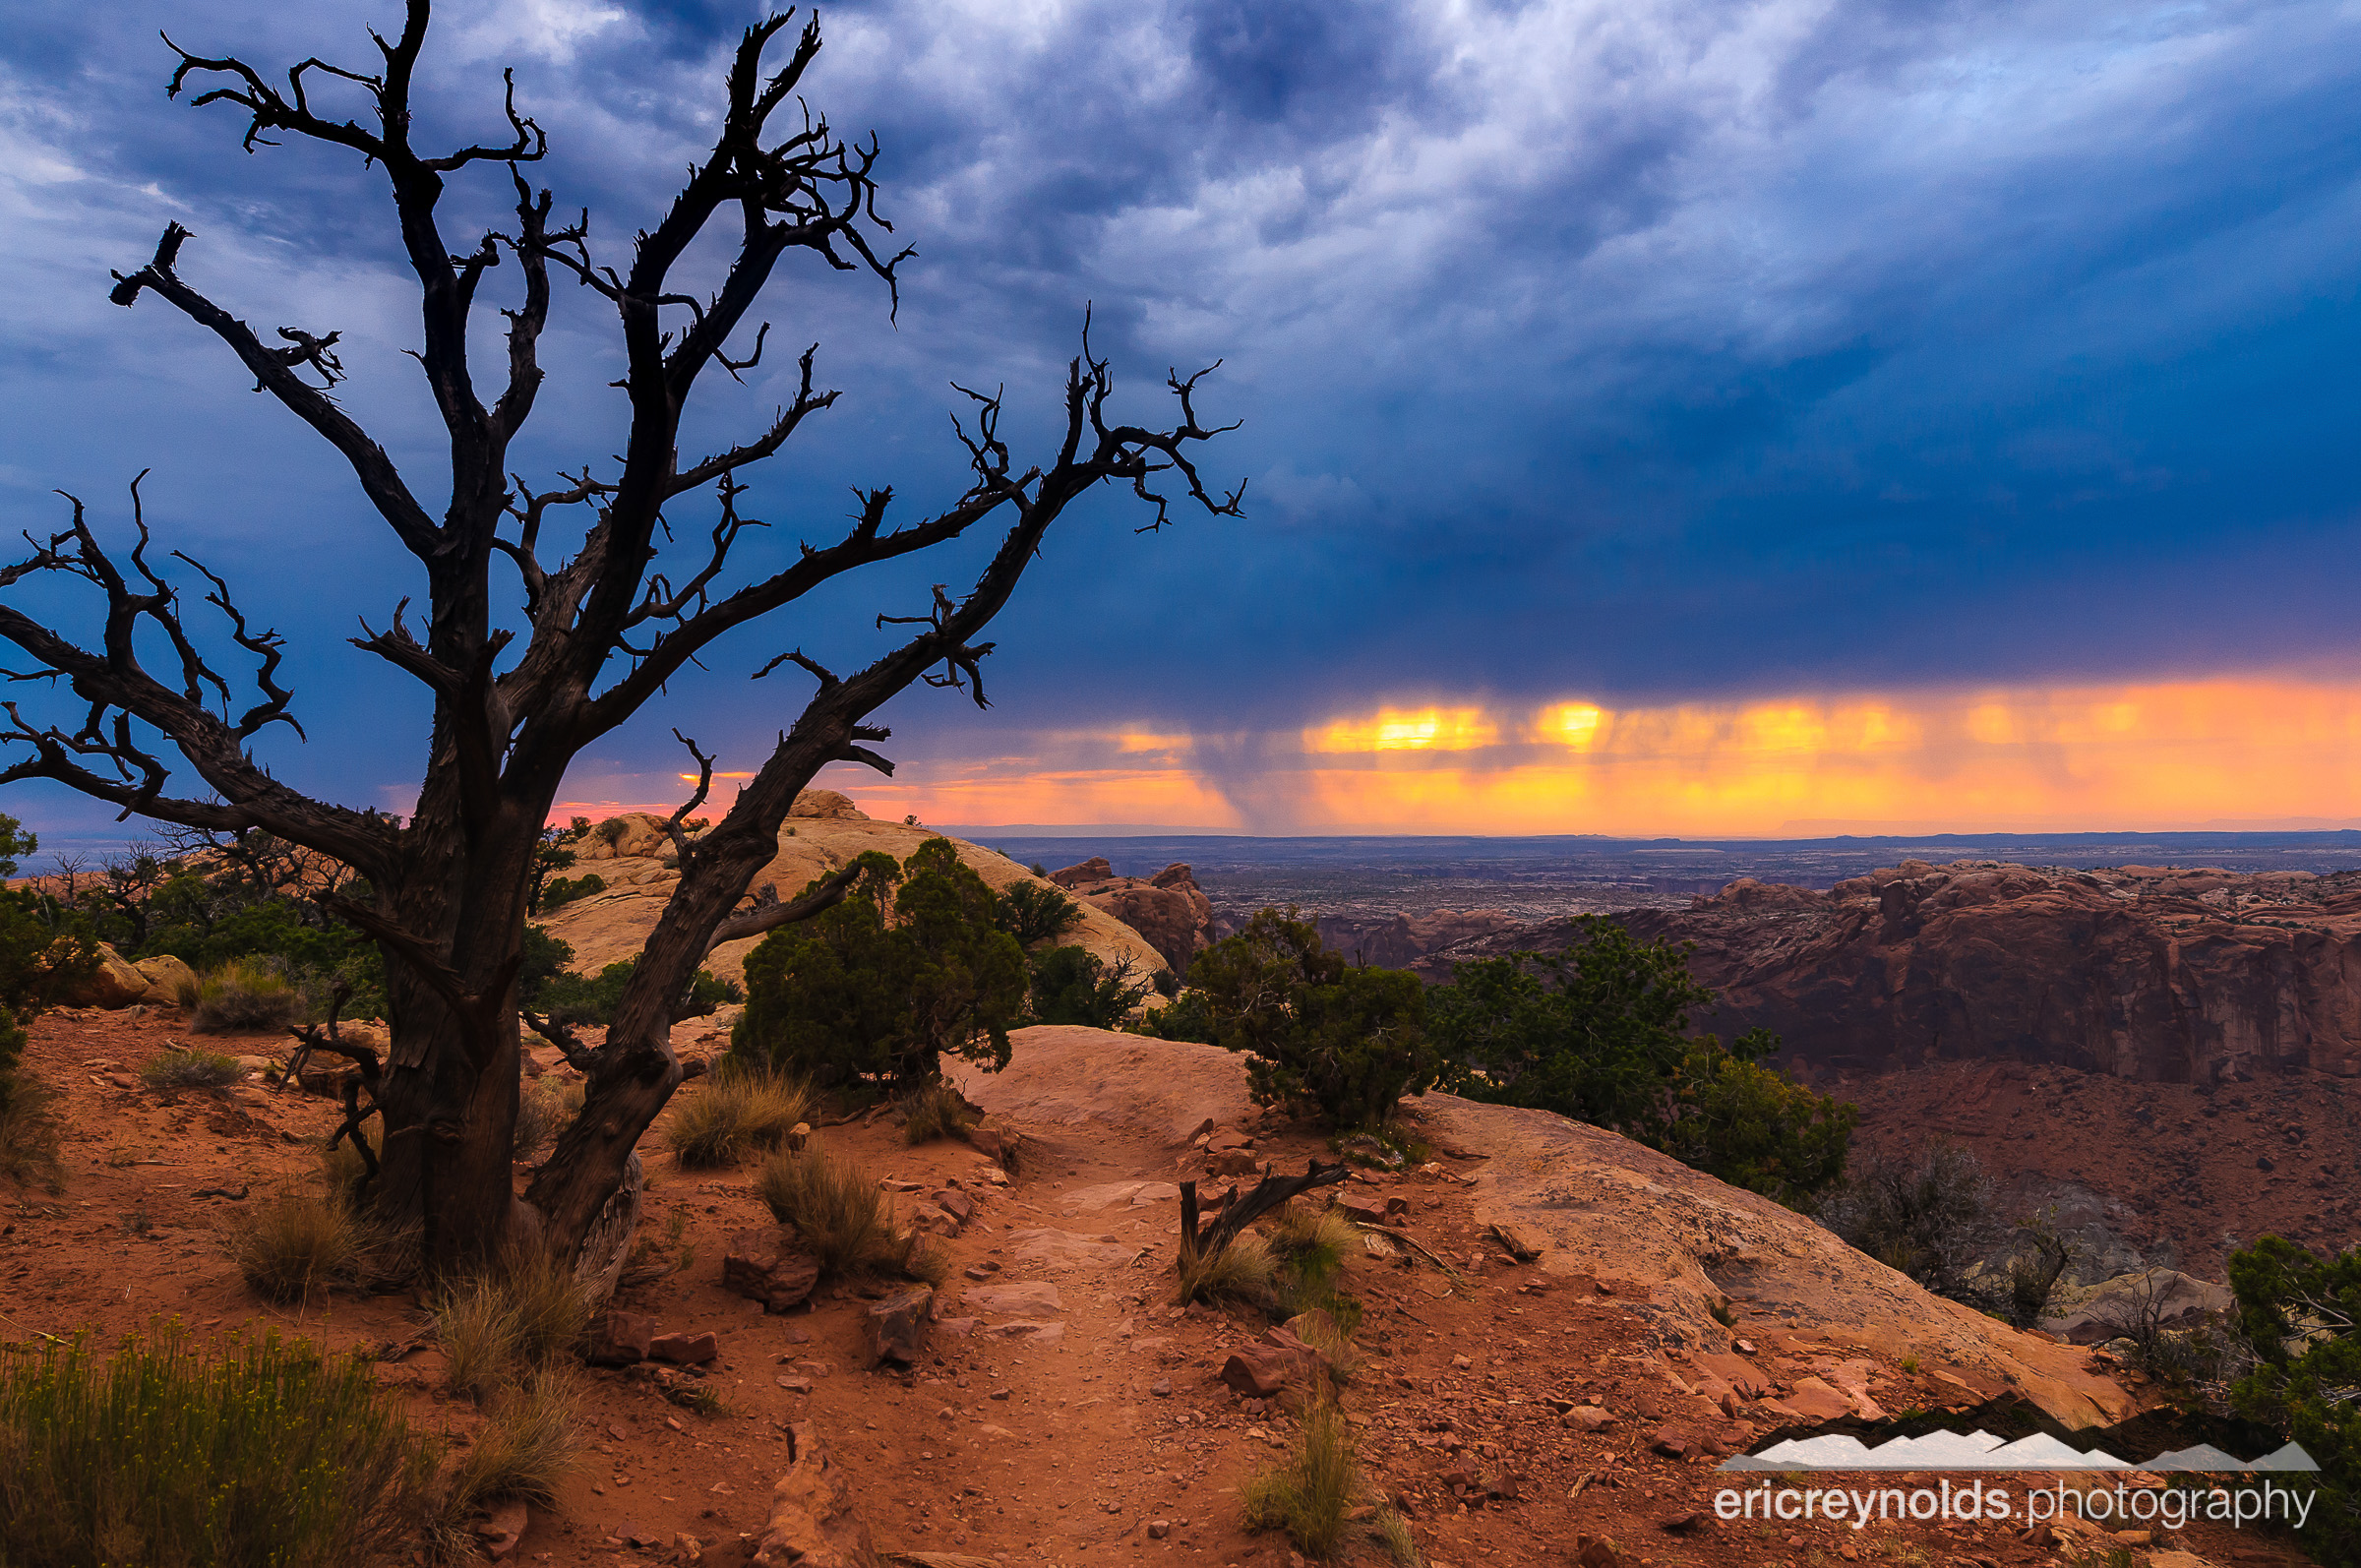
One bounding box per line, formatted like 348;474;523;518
0;2;1239;1282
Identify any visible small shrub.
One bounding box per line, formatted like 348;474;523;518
1181;909;1438;1128
1269;1205;1357;1289
1241;1399;1358;1558
1285;1305;1364;1383
536;873;606;913
0;1323;441;1568
901;1080;980;1146
140;1048;244;1090
664;1067;811;1169
1027;944;1152;1027
733;842;1026;1093
533;956;740;1027
753;1146;911;1277
222;1186;371;1302
437;1371;579;1516
179;956;308;1034
996;879;1083;948
512;1077;584;1164
434;1252;591;1402
1822;1139;1994;1301
1998;1212;2076;1331
1178;1230;1277;1309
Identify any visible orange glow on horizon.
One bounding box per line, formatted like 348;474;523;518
555;675;2361;837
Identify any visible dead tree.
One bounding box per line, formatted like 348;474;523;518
0;2;1239;1279
1178;1159;1350;1270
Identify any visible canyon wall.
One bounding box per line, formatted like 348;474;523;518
1425;860;2361;1083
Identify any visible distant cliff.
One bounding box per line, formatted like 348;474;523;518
1421;860;2361;1084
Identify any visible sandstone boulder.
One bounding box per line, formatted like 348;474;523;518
60;943;150;1009
1047;857;1113;888
723;1228;821;1312
1219;1344;1304;1399
132;953;199;1006
863;1286;933;1366
790;789;865;820
648;1331;717;1366
584;1310;656;1367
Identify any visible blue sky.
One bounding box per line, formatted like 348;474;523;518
3;0;2358;843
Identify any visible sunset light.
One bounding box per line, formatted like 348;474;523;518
817;675;2361;836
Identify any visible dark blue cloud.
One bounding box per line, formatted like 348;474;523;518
2;0;2358;845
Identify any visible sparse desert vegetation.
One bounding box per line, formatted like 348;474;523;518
177;957;307;1034
220;1183;378;1303
663;1065;810;1169
0;1325;443;1568
752;1143;916;1279
138;1045;244;1089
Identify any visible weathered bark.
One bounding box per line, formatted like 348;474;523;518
0;3;1240;1279
1179;1160;1351;1269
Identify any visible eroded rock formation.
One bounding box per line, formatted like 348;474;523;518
1048;859;1214;977
1427;860;2361;1083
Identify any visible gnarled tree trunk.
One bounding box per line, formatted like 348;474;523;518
0;0;1239;1277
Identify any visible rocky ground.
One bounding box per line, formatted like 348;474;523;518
0;1007;2331;1568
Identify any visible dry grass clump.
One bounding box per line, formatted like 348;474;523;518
900;1080;979;1146
140;1048;245;1090
1374;1510;1423;1567
222;1186;375;1303
664;1066;811;1169
178;957;306;1034
1283;1305;1363;1383
1268;1203;1361;1318
435;1371;580;1518
433;1251;591;1403
753;1145;912;1278
0;1069;63;1190
1241;1399;1359;1558
512;1077;584;1163
1177;1230;1277;1309
0;1323;442;1568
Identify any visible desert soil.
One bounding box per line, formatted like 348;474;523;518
0;1006;2324;1568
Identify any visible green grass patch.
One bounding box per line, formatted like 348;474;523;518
0;1323;441;1568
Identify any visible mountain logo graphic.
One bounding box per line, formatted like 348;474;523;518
1717;1431;2321;1473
